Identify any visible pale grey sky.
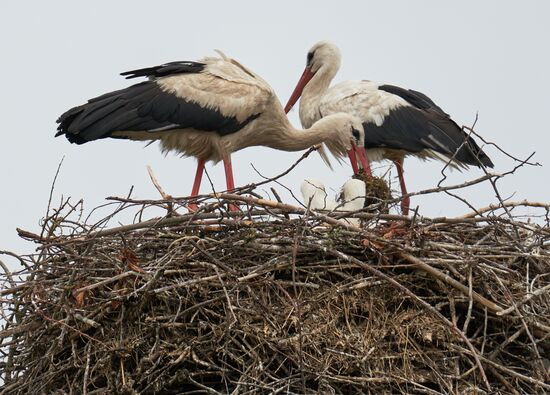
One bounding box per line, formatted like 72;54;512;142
1;1;549;269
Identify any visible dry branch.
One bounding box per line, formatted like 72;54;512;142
2;140;550;394
2;187;549;394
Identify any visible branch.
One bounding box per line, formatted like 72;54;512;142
461;200;550;218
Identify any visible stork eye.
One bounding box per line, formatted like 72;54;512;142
352;127;361;141
306;51;314;65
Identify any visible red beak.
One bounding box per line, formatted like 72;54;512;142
356;146;372;177
284;67;315;113
347;144;372;177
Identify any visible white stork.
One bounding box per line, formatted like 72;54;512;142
301;178;366;226
56;51;370;211
285;41;494;215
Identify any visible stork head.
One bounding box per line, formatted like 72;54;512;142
306;41;342;74
284;41;341;114
314;113;369;175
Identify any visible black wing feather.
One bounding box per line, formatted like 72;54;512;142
367;85;494;168
378;84;448;115
120;61;206;79
56;80;260;144
363;106;494;168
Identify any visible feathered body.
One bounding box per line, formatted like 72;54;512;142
300;178;367;226
291;42;493;170
57;51;370;211
57;53;365;165
286;41;494;214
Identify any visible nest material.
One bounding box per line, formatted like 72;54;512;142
1;194;550;394
352;171;393;212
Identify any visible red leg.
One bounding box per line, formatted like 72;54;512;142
188;158;205;212
223;156;239;212
223;156;235;191
393;158;410;216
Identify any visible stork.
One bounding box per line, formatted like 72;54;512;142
301;178;366;226
285;41;494;215
56;51;370;211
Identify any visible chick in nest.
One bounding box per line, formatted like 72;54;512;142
300;178;366;227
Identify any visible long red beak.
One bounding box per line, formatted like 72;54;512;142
284;67;315;114
347;144;372;177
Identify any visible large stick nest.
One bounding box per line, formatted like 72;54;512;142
1;188;549;394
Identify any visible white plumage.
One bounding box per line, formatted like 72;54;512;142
300;179;336;211
57;51;370;212
301;178;367;227
286;41;494;215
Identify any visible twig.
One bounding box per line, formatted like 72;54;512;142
305;243;491;391
399;253;503;314
147;165;171;200
234;147;318;194
462;200;550;218
83;343;91;395
497;283;550;316
42;156;65;240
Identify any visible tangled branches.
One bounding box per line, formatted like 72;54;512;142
1;183;549;394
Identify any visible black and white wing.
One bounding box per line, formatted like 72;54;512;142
319;81;493;168
56;57;271;144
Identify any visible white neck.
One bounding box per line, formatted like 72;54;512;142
299;61;340;128
262;114;342;152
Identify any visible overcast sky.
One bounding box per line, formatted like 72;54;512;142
1;1;549;269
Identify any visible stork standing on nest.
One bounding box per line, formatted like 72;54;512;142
56;51;370;211
285;41;494;215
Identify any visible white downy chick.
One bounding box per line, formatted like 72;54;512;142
301;178;367;227
300;179;336;210
338;179;366;227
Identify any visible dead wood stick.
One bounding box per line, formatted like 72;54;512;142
75;271;145;293
26;209;275;245
461;199;550;218
0;321;42;339
146;165;171;200
400;252;503;313
497;283;550;316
